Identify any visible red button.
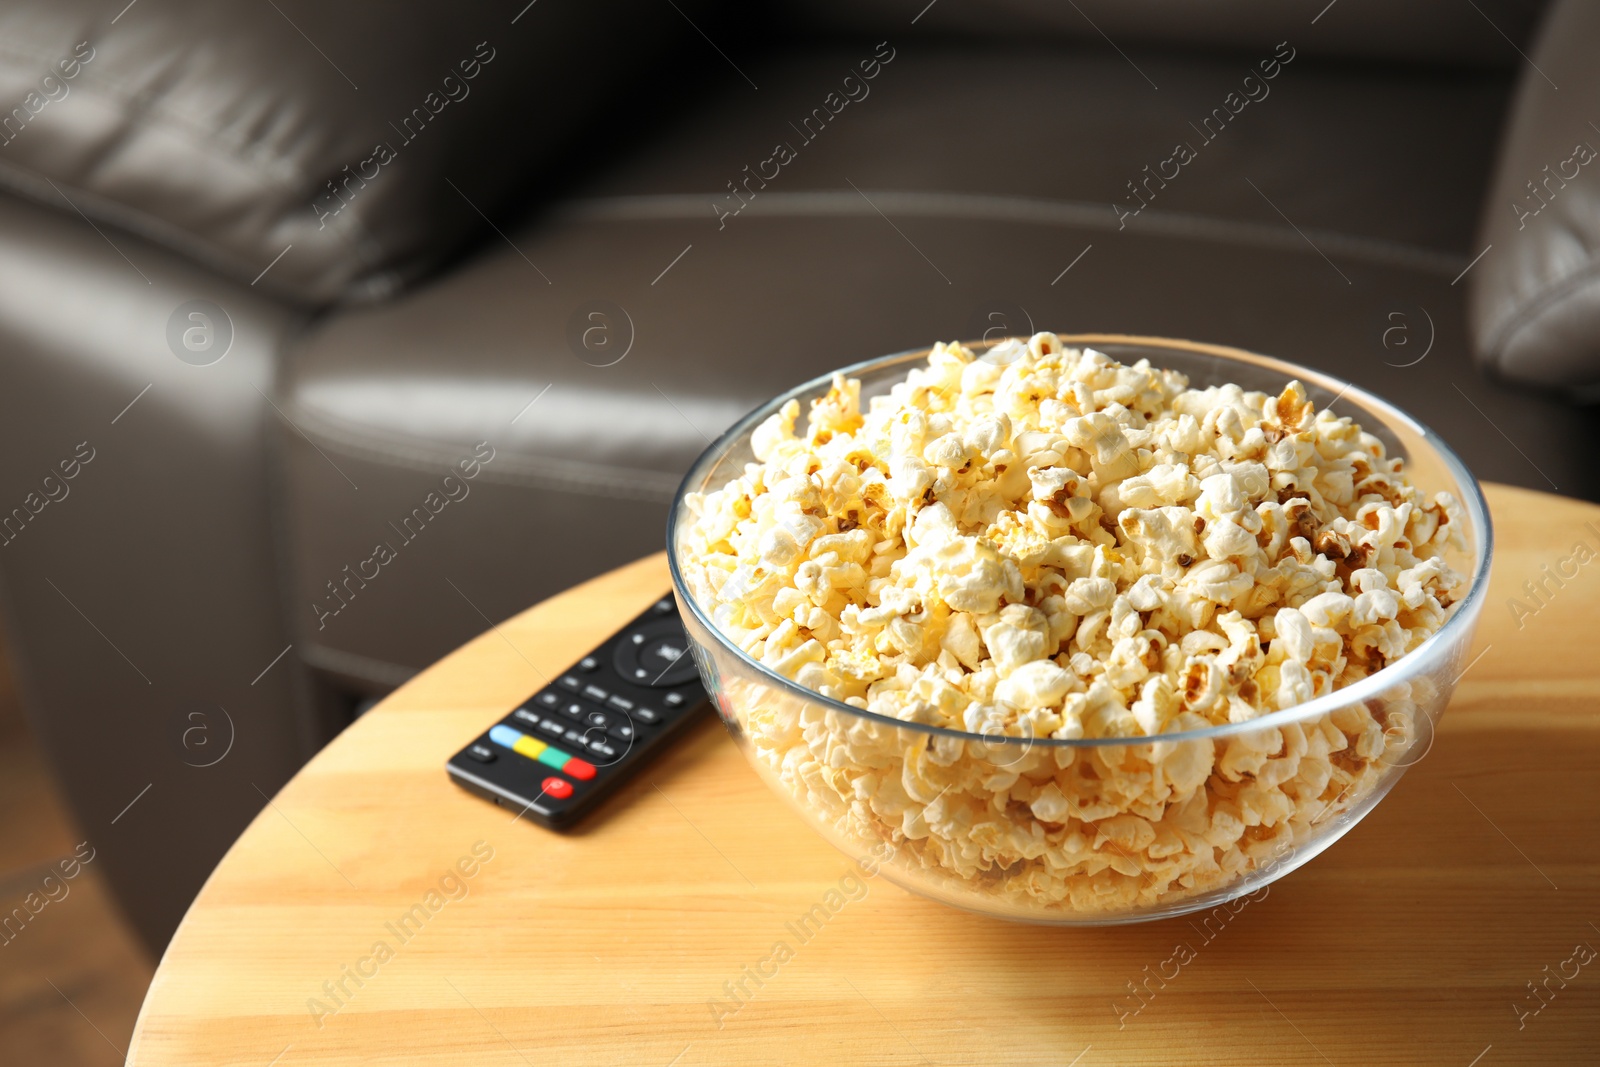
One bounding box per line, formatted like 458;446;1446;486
564;758;597;781
541;776;573;799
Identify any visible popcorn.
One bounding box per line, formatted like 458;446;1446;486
996;660;1078;709
678;336;1466;915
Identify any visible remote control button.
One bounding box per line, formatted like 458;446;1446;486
653;598;673;614
537;719;567;740
582;683;609;703
535;747;568;770
558;675;583;692
607;694;634;712
466;743;496;763
633;706;661;724
577;703;625;730
564;728;586;746
578;656;600;672
613;620;699;688
605;722;635;742
663;691;687;708
489;724;523;749
564;757;596;781
535;691;561;709
512;708;542;728
585;737;619;760
560;701;587;722
639;636;695;684
541;776;573;800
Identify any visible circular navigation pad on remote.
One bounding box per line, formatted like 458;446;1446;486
614;620;699;687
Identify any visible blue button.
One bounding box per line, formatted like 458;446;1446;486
489;724;522;749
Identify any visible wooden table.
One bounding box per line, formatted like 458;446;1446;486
128;484;1599;1066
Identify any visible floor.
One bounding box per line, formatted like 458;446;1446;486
0;642;155;1065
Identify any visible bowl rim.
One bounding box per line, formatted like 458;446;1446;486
666;333;1494;749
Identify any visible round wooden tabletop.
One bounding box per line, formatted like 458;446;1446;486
128;483;1600;1066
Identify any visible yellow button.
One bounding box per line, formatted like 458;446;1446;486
512;735;547;760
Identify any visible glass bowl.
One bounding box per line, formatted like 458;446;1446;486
667;334;1492;925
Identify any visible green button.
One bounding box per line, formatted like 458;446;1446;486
537;747;569;770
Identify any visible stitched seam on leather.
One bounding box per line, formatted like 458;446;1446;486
559;192;1468;277
0;38;425;299
277;405;681;503
1484;256;1600;366
0;156;282;286
0;155;397;301
0;73;392;294
0;44;308;187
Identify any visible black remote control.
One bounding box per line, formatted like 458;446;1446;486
445;594;711;829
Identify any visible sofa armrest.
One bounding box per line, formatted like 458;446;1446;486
1469;0;1600;395
0;190;317;951
0;0;678;305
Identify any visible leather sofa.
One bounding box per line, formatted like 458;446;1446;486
1;0;1594;951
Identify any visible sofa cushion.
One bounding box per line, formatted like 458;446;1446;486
583;43;1512;256
276;44;1595;686
0;0;679;304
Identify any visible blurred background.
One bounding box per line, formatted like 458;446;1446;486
2;0;1597;1060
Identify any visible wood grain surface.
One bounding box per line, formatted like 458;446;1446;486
127;483;1600;1066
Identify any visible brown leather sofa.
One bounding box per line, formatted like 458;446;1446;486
1;0;1594;951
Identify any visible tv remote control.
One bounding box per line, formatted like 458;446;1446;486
446;594;711;829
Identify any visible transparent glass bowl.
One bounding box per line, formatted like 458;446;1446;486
667;335;1492;925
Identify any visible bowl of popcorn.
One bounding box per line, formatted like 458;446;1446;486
668;333;1490;924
